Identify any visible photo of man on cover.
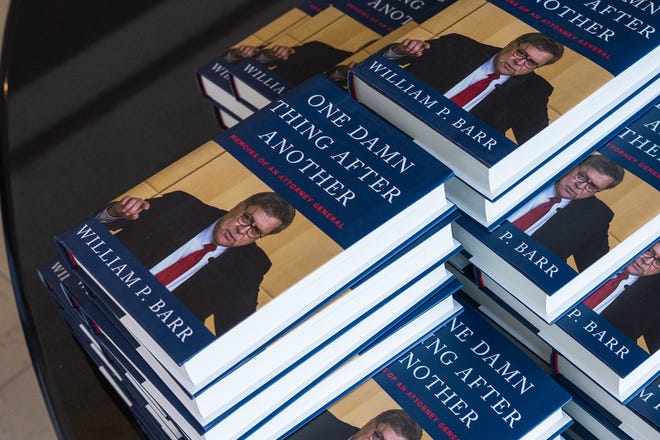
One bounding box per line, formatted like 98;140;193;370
97;190;296;337
581;240;660;353
379;31;565;144
507;154;625;272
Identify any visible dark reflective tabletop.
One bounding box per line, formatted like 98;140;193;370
1;0;299;437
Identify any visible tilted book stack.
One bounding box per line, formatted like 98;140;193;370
447;97;660;405
249;301;572;440
224;0;465;112
50;75;468;438
348;0;659;205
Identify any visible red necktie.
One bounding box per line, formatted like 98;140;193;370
512;197;561;232
155;243;217;286
583;273;629;309
450;73;500;107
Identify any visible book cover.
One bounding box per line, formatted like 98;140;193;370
348;0;660;200
254;301;571;440
228;0;464;108
443;80;659;229
451;98;660;323
552;240;660;401
54;75;455;395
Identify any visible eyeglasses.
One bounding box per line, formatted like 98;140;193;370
512;48;542;69
237;211;264;239
368;430;385;440
640;248;660;269
573;168;605;193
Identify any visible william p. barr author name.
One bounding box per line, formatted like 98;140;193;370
364;59;500;151
74;223;196;344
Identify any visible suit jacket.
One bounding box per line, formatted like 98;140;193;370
286;410;358;439
531;196;612;272
390;33;554;144
105;191;271;337
600;274;660;353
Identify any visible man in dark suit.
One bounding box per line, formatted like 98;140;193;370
585;241;660;353
382;33;564;144
288;409;422;440
508;154;625;271
98;190;296;336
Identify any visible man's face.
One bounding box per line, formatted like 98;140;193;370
353;423;408;440
212;204;282;248
624;242;660;277
554;165;614;200
493;42;554;76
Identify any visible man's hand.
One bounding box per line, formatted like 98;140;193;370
260;45;296;62
392;39;430;57
327;61;357;82
224;45;260;62
108;196;150;220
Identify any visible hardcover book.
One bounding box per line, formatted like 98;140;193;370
227;0;465;109
348;0;660;200
212;105;240;129
444;80;659;229
557;373;659;440
54;75;455;395
451;98;660;323
251;301;571;440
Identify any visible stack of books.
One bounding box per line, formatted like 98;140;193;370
442;97;659;433
42;75;468;439
453;266;659;439
344;0;660;437
36;0;660;438
450;96;660;399
196;0;333;126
